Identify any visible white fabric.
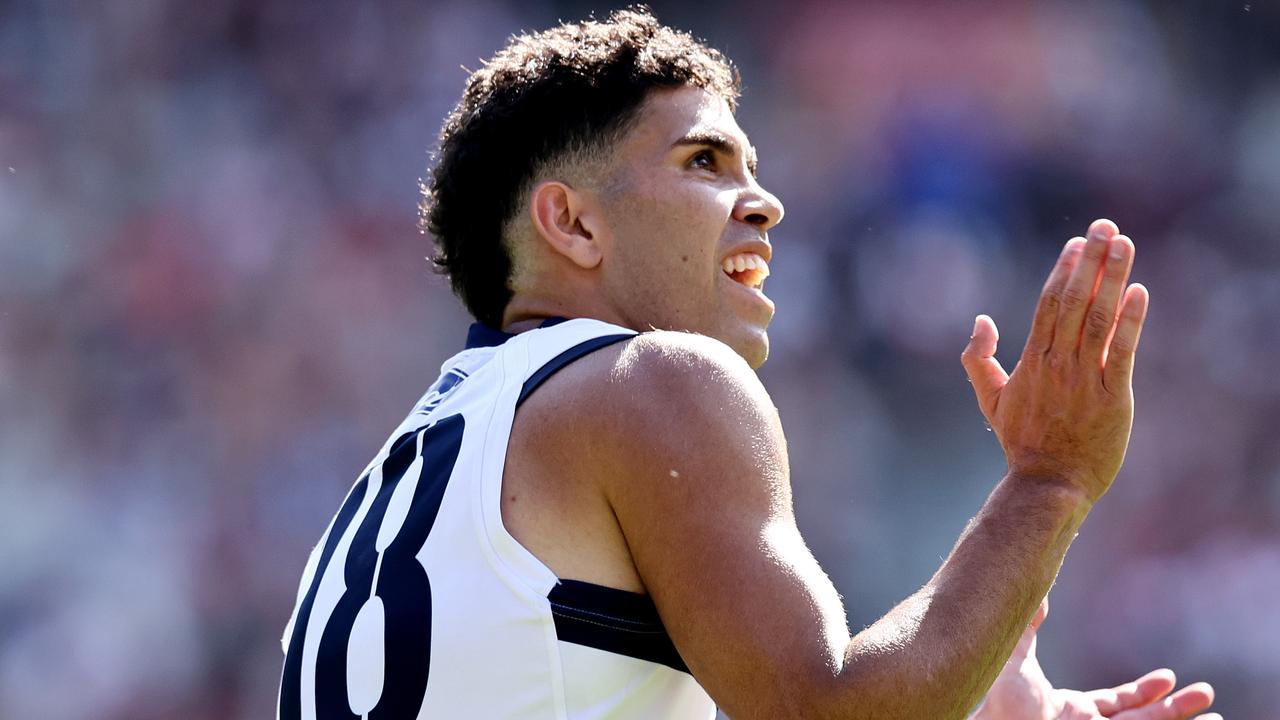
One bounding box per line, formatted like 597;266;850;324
280;318;717;719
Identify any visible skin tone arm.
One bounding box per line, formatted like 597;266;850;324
533;219;1213;718
974;598;1218;720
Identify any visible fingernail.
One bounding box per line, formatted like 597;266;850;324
1110;240;1128;260
972;316;981;335
1090;218;1118;240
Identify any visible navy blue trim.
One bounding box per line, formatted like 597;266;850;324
465;323;515;349
464;317;572;349
548;580;690;674
517;334;634;407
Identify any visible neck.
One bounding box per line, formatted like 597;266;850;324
500;291;631;333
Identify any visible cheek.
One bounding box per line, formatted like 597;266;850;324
603;176;732;299
652;185;733;259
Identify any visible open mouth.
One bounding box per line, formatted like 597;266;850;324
721;252;770;290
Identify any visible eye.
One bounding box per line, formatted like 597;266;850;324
688;149;717;172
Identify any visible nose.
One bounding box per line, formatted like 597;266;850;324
734;180;785;232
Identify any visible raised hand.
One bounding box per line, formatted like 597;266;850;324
973;598;1218;720
961;219;1150;502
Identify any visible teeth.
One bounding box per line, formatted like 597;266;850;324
720;252;771;290
721;252;770;277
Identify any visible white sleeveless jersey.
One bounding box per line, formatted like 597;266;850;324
278;318;717;720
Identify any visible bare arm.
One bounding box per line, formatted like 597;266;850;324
581;333;1090;719
557;219;1152;718
838;473;1089;719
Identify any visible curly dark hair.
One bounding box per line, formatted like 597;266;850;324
420;7;740;327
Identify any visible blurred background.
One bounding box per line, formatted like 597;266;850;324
2;0;1278;717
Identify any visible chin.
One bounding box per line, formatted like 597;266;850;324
726;325;770;370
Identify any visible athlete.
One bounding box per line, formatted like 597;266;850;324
279;10;1219;720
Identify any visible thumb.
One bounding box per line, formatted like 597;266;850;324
960;314;1007;418
1031;596;1049;631
1009;596;1048;665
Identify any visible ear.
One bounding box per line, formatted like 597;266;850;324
528;180;604;270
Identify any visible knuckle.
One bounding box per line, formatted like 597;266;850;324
1086;309;1113;335
1046;351;1070;372
1041;287;1064;308
1099;382;1122;402
1061;287;1088;310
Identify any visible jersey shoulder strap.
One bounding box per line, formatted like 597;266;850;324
506;317;638;403
466;317;637;596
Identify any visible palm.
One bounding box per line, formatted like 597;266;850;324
974;599;1219;720
1054;688;1149;720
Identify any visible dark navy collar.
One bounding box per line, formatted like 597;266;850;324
465;316;570;349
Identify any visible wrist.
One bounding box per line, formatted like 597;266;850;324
1005;466;1106;508
994;467;1089;510
998;472;1096;545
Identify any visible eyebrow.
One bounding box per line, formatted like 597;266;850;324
671;129;759;177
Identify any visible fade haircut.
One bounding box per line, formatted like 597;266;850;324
420;7;740;327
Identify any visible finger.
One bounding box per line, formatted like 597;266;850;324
1079;235;1135;369
1087;668;1176;714
1109;682;1215;720
1033;595;1049;628
1102;284;1150;395
1051;219;1119;358
1009;596;1049;664
1023;238;1085;358
961;315;1007;418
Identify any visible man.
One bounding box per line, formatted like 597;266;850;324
279;10;1218;719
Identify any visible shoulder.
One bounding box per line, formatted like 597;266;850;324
514;325;783;481
524;329;779;447
517;328;787;502
614;330;761;384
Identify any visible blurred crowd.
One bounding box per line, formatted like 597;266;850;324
1;1;1277;718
